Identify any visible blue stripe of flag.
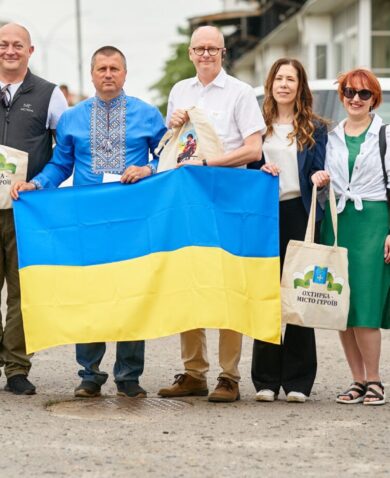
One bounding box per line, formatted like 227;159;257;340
14;167;279;268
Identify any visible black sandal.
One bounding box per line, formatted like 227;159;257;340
363;381;385;406
336;381;366;404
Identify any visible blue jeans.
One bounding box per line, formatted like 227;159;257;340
76;341;145;386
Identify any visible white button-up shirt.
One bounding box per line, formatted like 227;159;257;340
166;68;265;154
325;113;390;212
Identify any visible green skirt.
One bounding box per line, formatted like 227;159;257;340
321;200;390;329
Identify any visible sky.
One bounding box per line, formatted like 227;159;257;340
0;0;222;103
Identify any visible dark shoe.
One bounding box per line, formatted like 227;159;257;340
208;377;240;402
158;373;208;397
116;381;147;398
5;374;36;395
74;380;101;398
336;381;366;404
363;381;386;406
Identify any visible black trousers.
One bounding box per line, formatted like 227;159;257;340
251;198;318;396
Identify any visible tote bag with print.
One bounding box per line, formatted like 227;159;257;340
0;145;28;209
156;107;224;173
281;184;350;330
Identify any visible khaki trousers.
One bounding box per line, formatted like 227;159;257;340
0;210;32;378
180;329;242;382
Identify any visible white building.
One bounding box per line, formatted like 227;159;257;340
190;0;390;85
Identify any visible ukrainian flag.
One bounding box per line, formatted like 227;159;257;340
14;167;281;353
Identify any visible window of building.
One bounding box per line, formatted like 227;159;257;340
316;45;327;79
372;0;390;77
372;0;390;30
334;31;357;74
335;42;343;75
332;3;358;76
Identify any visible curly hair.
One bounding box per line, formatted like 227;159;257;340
262;58;326;151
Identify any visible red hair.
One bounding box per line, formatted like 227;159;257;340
337;69;382;109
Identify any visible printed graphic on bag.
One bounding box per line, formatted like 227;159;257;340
293;264;345;306
0;148;17;183
177;129;198;163
0;144;28;209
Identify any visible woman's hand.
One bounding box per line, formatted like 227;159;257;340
384;235;390;264
311;170;330;188
11;181;36;200
261;162;280;176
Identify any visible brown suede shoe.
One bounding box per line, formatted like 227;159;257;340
208;377;240;402
158;373;208;397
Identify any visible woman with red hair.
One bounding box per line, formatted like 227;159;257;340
318;68;390;405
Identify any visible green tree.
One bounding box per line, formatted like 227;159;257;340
150;26;194;117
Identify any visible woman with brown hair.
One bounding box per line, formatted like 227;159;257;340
319;69;390;405
251;58;328;403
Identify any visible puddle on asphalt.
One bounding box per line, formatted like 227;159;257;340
47;397;191;421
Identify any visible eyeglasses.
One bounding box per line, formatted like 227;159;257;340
192;47;224;56
0;84;11;108
343;87;372;101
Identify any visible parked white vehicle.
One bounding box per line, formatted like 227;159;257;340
255;78;390;125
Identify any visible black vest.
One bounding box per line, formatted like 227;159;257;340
0;69;56;181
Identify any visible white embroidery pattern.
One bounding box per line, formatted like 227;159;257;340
90;93;126;174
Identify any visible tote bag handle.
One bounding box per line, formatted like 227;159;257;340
304;183;338;246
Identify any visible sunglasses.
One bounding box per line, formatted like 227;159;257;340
343;87;372;101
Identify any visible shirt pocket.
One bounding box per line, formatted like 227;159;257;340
204;109;228;138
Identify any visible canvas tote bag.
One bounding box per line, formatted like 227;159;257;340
281;184;350;330
0;144;28;209
156;107;224;172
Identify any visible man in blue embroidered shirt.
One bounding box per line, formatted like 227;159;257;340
12;45;166;398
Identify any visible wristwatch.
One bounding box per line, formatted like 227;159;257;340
145;164;156;175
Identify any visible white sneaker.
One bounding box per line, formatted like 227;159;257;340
256;389;277;402
286;391;307;403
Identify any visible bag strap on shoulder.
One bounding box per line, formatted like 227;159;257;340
379;124;390;205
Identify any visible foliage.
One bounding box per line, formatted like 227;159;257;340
150;26;194;117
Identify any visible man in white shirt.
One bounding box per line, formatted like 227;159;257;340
158;25;265;402
0;23;67;395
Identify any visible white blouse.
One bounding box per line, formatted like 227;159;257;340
263;123;301;201
325;114;390;212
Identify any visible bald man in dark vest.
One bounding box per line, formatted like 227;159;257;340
0;23;67;394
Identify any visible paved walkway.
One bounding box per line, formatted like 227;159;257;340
1;327;390;477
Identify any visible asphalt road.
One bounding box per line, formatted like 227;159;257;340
1;326;390;477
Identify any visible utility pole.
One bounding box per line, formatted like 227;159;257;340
75;0;84;100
